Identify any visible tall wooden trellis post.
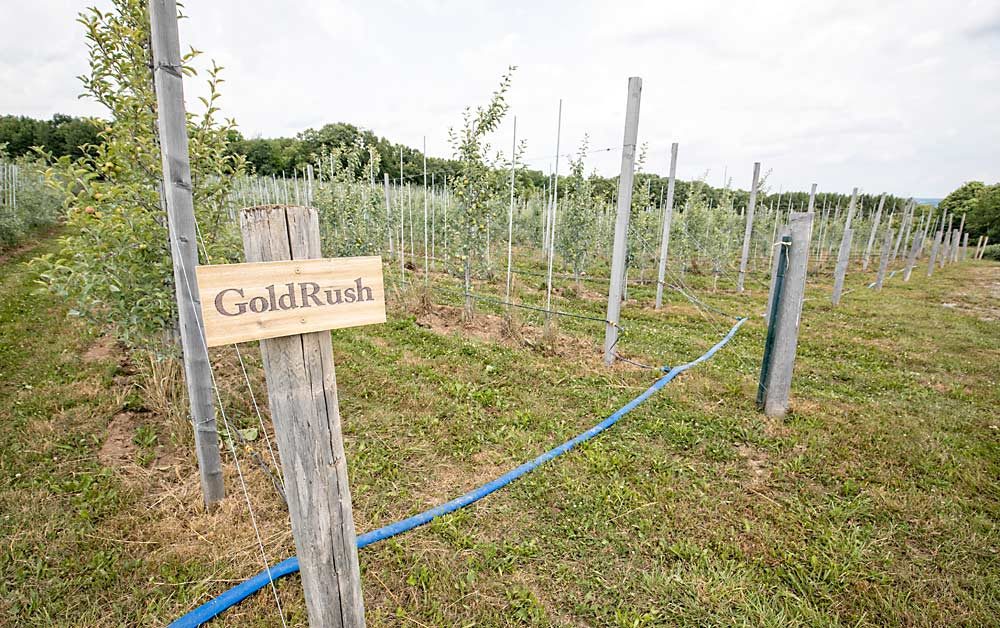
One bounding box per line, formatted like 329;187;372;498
654;142;678;310
736;162;761;292
148;0;224;507
603;77;642;366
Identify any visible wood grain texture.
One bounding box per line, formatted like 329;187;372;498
241;205;367;627
196;256;385;347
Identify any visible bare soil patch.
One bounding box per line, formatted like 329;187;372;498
736;444;771;487
414;302;600;363
945;264;1000;321
98;411;142;467
83;335;118;363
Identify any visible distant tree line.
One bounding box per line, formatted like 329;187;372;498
0;114;101;160
938;181;1000;242
228;122;906;213
2;113;913;217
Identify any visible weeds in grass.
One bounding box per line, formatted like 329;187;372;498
2;236;998;626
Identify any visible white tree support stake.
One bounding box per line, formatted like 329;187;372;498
903;230;923;282
954;213;966;262
603;77;642;366
239;205;371;628
545;100;563;329
505;117;517;303
927;230;943;276
736;161;761;292
941;214;954;268
654;142;678;310
148;0;225;507
383;173;393;257
831;187;858;306
422;137;429;283
874;227;894;290
892;200;911;262
760;211;814;417
862;194;886;272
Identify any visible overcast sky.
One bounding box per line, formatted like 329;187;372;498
3;1;999;197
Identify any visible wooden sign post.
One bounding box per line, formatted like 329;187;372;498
202;205;380;627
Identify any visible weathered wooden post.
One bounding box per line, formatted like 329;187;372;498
874;227;894;290
831;187;858;306
979;236;990;259
736;162;761;292
604;77;642;366
927;230;943;276
654;142;678;310
862;194;886;271
149;0;225;507
759;211;813;417
213;205;381;628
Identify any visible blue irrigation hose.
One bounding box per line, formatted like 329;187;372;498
169;317;747;627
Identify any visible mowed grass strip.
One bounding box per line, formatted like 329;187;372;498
1;239;998;626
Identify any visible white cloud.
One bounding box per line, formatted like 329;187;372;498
1;0;997;197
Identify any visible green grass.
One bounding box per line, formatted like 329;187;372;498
1;238;998;626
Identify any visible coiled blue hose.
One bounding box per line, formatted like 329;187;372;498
169;317;746;627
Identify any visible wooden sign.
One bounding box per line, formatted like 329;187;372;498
196;256;385;346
